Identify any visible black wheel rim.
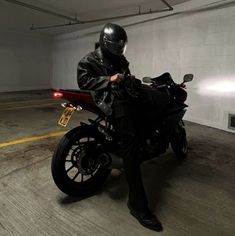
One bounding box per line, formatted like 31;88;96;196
64;136;100;183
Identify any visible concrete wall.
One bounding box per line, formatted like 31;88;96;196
51;0;235;133
0;31;52;92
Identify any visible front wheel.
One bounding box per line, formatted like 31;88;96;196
170;121;188;160
51;125;111;197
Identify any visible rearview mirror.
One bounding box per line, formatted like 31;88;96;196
142;77;152;83
183;74;194;83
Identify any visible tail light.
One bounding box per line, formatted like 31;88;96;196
53;91;63;98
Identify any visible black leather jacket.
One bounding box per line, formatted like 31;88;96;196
77;47;130;115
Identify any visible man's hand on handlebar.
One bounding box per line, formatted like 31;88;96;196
110;73;124;83
110;73;136;84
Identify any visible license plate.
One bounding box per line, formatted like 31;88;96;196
58;107;76;127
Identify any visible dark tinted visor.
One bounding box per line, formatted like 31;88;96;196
105;39;128;56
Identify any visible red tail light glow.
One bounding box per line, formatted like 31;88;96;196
53;92;63;98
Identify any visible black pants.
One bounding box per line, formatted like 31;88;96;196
112;87;172;213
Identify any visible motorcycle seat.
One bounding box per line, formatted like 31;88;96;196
60;89;94;95
58;89;104;116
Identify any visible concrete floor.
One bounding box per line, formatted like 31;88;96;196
0;91;234;236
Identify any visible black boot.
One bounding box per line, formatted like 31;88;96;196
127;202;163;232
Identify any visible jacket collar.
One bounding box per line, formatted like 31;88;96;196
94;47;112;70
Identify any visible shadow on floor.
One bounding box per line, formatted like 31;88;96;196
58;153;184;210
143;154;183;210
104;153;184;209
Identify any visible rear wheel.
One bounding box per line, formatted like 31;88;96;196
51;125;111;197
170;121;188;160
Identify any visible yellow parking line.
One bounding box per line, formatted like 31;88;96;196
0;131;67;149
1;99;54;105
0;102;60;111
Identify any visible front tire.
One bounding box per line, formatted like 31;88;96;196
51;125;111;197
170;121;188;160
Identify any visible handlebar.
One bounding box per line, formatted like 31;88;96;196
153;82;186;89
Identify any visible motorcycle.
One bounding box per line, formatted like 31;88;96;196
51;73;193;197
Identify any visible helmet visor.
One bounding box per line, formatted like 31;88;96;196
104;39;128;56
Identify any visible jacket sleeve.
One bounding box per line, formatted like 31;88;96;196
77;57;111;91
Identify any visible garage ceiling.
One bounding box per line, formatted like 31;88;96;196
0;0;191;35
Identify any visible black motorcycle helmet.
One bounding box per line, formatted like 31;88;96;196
99;23;128;57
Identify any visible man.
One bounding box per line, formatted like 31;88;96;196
77;23;168;232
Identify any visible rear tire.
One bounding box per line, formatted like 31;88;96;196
170;121;188;160
51;125;111;197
